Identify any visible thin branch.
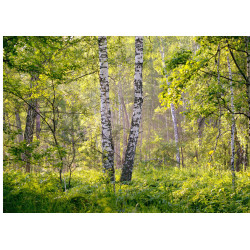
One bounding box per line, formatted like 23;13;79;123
228;46;248;82
65;71;98;83
200;69;243;84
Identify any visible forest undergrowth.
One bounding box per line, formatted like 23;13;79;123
3;164;250;213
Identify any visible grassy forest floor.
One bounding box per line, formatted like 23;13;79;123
3;165;250;213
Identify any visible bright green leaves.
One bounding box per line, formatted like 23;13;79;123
164;49;192;73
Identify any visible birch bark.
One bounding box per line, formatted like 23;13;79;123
98;36;115;181
120;36;144;182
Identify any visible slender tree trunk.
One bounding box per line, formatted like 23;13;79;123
121;91;130;130
160;39;180;166
228;38;250;139
121;100;127;164
140;113;143;161
227;56;236;185
68;114;76;188
120;36;144;182
165;111;169;141
244;143;248;171
170;103;180;166
198;117;205;148
14;107;24;143
245;37;250;169
235;130;244;172
36;102;41;139
14;107;25;163
112;100;122;169
116;82;122;168
181;146;184;167
120;83;129;164
98;36;115;181
209;45;222;164
245;37;250;138
23;74;38;172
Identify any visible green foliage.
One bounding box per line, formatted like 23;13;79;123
3;36;250;214
165;49;192;73
4;166;249;213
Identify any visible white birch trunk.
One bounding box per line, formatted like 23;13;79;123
160;39;180;166
98;36;115;181
120;36;143;182
227;56;236;186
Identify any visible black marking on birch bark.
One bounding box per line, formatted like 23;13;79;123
120;36;143;182
98;36;115;181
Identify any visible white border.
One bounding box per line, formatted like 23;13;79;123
1;0;250;249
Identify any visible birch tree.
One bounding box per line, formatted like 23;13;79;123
120;36;144;182
98;36;115;181
160;39;180;167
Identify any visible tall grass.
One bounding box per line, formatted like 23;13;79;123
3;165;250;213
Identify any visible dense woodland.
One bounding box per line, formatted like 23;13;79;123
3;36;250;213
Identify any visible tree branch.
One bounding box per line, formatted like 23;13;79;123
228;46;248;82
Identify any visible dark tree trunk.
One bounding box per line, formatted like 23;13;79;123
227;55;236;184
36;102;41;139
244;143;248;171
23;74;38;172
235;129;244;172
246;37;250;138
14;107;24;143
